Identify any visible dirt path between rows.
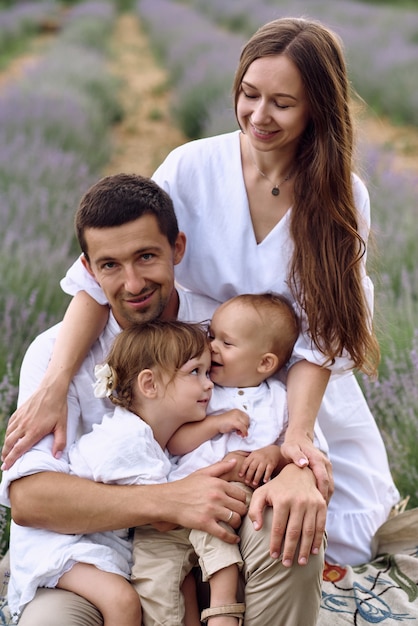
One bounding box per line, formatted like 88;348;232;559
103;13;187;177
0;13;187;179
360;114;418;177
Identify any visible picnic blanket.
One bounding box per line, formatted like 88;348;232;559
319;508;418;625
1;510;417;624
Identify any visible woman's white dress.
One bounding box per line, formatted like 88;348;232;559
63;130;399;565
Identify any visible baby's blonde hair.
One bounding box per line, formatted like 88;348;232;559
222;293;299;370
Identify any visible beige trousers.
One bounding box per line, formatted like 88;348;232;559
19;507;324;626
131;523;244;626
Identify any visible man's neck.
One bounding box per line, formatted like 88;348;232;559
160;288;180;321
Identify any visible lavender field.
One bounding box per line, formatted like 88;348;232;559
137;0;418;133
0;0;417;521
0;1;61;66
0;0;121;464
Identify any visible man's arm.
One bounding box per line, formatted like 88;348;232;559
2;293;109;469
10;461;248;543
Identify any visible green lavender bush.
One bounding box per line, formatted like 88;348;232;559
0;0;121;427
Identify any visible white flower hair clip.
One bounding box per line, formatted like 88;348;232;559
93;362;113;398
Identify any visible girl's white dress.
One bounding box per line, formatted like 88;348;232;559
62;130;399;565
8;406;171;619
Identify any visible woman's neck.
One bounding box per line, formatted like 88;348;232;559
240;133;296;242
243;134;296;182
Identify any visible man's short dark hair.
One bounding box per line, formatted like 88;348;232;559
75;174;179;259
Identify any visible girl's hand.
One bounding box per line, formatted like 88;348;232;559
212;409;250;437
239;445;282;486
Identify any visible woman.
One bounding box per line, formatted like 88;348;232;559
3;17;399;566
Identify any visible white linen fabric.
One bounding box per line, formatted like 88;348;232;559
7;406;171;620
0;288;217;620
154;131;374;374
170;379;328;482
152;131;400;565
58;130;399;565
68;406;171;485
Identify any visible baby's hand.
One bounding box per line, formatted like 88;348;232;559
239;445;282;487
213;409;249;437
219;451;250;481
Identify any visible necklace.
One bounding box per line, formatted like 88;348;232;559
248;146;292;196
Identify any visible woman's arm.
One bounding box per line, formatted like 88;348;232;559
281;359;333;501
1;292;109;469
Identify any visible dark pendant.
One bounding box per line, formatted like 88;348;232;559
272;187;280;196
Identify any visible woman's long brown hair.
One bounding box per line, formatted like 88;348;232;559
233;17;380;376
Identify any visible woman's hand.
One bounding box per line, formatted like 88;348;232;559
1;385;68;470
284;359;333;501
248;463;327;566
281;434;334;503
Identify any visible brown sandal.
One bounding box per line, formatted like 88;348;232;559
201;603;245;625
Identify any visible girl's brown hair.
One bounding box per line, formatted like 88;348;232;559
105;320;209;409
233;17;379;375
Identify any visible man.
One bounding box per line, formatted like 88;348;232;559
1;174;326;625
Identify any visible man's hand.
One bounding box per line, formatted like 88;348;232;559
1;387;68;470
280;434;334;503
216;451;249;482
152;452;247;532
248;463;327;566
168;460;249;541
